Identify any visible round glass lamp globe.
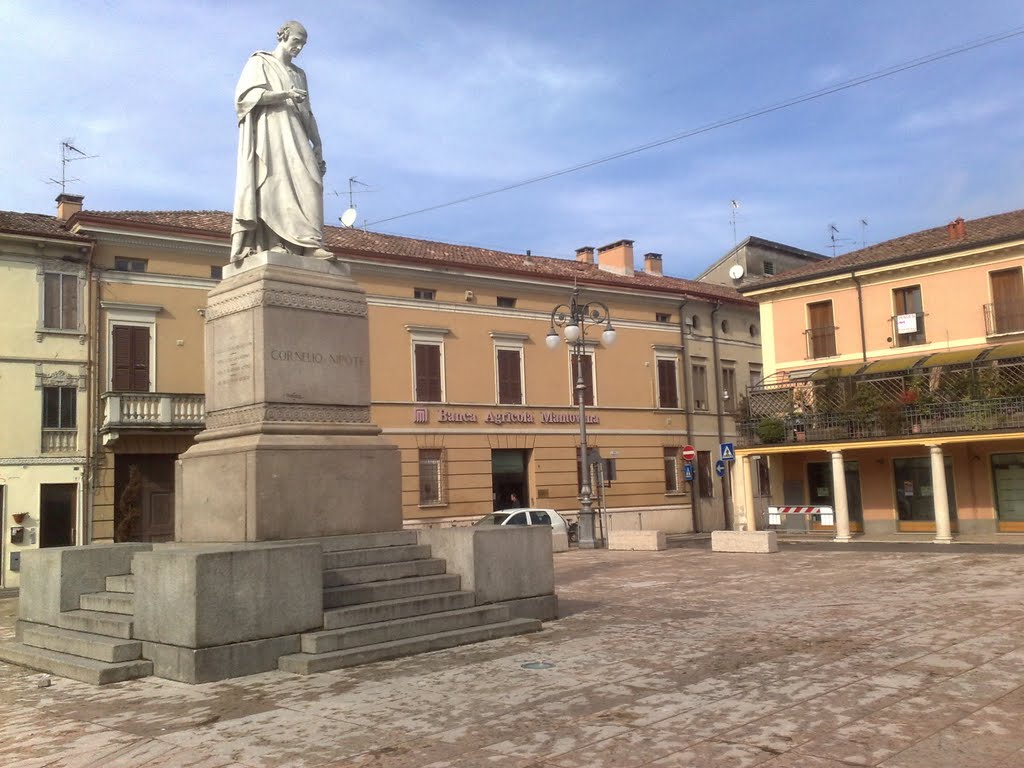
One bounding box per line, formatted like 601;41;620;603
602;328;617;345
563;323;581;342
545;331;561;350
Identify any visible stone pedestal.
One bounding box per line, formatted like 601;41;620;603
176;251;401;542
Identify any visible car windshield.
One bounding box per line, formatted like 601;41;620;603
474;513;510;526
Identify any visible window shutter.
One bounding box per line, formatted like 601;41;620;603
657;359;678;408
129;327;150;391
497;349;522;404
113;326;150;392
414;344;441;402
44;274;61;328
61;275;78;329
571;353;594;406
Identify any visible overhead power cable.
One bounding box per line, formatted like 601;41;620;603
364;25;1024;229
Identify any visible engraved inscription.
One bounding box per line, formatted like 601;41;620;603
215;342;252;387
269;349;366;367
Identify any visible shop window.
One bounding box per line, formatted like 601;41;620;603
893;457;956;522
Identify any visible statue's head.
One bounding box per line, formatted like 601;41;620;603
277;20;308;43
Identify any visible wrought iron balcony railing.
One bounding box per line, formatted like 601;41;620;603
804;326;837;359
101;392;205;432
984;302;1024;336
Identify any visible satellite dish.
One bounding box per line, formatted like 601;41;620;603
340;208;358;227
728;263;745;280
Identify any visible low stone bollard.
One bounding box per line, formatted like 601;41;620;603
711;530;778;554
608;530;667;551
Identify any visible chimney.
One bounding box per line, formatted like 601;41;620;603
597;239;634;276
55;193;84;222
643;252;663;276
946;217;966;240
575;246;595;264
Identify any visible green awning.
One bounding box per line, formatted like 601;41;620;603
784;368;819;381
809;363;866;380
920;348;987;368
984;341;1024;361
858;356;926;376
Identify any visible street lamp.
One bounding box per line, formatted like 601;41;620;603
546;287;616;549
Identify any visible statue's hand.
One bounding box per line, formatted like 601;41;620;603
318;159;327;176
288;88;308;104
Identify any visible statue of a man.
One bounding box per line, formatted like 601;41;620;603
231;20;334;263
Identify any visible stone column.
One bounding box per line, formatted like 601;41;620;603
741;455;757;531
929;444;953;543
831;450;851;542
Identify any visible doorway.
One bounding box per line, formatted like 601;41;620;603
893;456;957;532
492;449;529;510
993;453;1024;532
39;483;76;547
807;461;864;531
114;454;176;542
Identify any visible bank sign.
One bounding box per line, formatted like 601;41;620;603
412;408;599;425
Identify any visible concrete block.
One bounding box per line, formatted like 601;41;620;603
502;594;559;621
552;531;569;553
143;635;300;684
19;544;151;626
608;530;667;551
132;543;322;648
0;641;152;685
711;530;779;554
417;527;554;607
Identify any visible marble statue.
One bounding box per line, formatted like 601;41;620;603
231;20;334;263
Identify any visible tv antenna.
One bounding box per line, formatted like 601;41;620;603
826;222;855;256
730;200;740;245
337;176;371;228
47;140;98;194
859;218;869;248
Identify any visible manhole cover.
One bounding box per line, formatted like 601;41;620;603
521;661;556;670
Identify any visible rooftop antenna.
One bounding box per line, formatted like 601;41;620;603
46;140;97;194
859;218;869;248
337;176;371;227
829;223;840;257
730;200;740;246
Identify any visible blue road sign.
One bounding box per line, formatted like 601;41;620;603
715;459;726;477
684;463;694;481
720;442;735;461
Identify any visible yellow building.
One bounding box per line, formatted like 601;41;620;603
734;211;1024;540
3;199;763;558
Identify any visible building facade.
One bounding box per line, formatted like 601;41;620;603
0;200;763;580
733;211;1024;539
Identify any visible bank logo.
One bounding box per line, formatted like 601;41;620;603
413;408;429;424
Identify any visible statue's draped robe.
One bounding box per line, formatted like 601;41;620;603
232;52;324;257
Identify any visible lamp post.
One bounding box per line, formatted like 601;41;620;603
546;287;616;549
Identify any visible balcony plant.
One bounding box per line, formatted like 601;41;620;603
756;417;786;444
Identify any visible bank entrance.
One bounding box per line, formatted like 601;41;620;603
492;449;530;510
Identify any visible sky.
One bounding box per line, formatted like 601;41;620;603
5;0;1024;277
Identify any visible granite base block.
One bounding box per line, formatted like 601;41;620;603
711;530;779;554
142;635;301;684
608;530;667;551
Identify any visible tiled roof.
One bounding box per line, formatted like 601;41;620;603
69;209;754;306
744;208;1024;291
0;210;91;242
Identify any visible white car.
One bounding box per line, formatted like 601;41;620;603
473;508;573;552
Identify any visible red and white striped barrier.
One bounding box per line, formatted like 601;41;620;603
768;506;834;525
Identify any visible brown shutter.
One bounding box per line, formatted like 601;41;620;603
112;326;150;392
497;349;522;405
61;275;78;329
992;269;1024;333
44;274;61;328
414;344;441;402
657;359;678;408
807;301;836;357
571;353;594;406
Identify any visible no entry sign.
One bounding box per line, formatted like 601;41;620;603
682;445;696;462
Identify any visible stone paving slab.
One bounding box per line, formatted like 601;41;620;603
5;548;1024;766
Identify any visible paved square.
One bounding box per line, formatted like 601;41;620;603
4;546;1024;767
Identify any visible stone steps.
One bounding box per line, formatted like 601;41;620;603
0;641;152;685
317;531;418;552
20;622;143;664
323;590;477;630
105;574;135;593
322;558;446;588
58;609;134;639
323;573;461;609
322;543;432;570
301;604;510;653
280;618;542;674
79;591;134;615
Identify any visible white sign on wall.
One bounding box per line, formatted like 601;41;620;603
896;313;918;334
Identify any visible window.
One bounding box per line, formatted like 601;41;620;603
418;449;444;506
749;363;763;388
690;314;701;331
664;448;681;493
43;273;78;330
656;358;679;409
497;296;517;308
697;451;714;498
571;350;594;406
414;288;436;300
114;257;147;272
763;260;776;276
210;265;223;280
806;300;837;359
656;312;671;323
43;386;76;429
755;457;771;496
413;343;443;402
988;269;1024;335
893;285;926;346
691;361;708;411
720;319;730;334
111;326;151;392
496;348;523;405
721;366;737;411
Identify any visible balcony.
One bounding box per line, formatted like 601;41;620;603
101;392;205;436
805;326;837;359
985;302;1024;337
738;349;1024;447
41;429;78;453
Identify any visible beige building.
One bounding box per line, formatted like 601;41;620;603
734;211;1024;539
1;199;764;569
